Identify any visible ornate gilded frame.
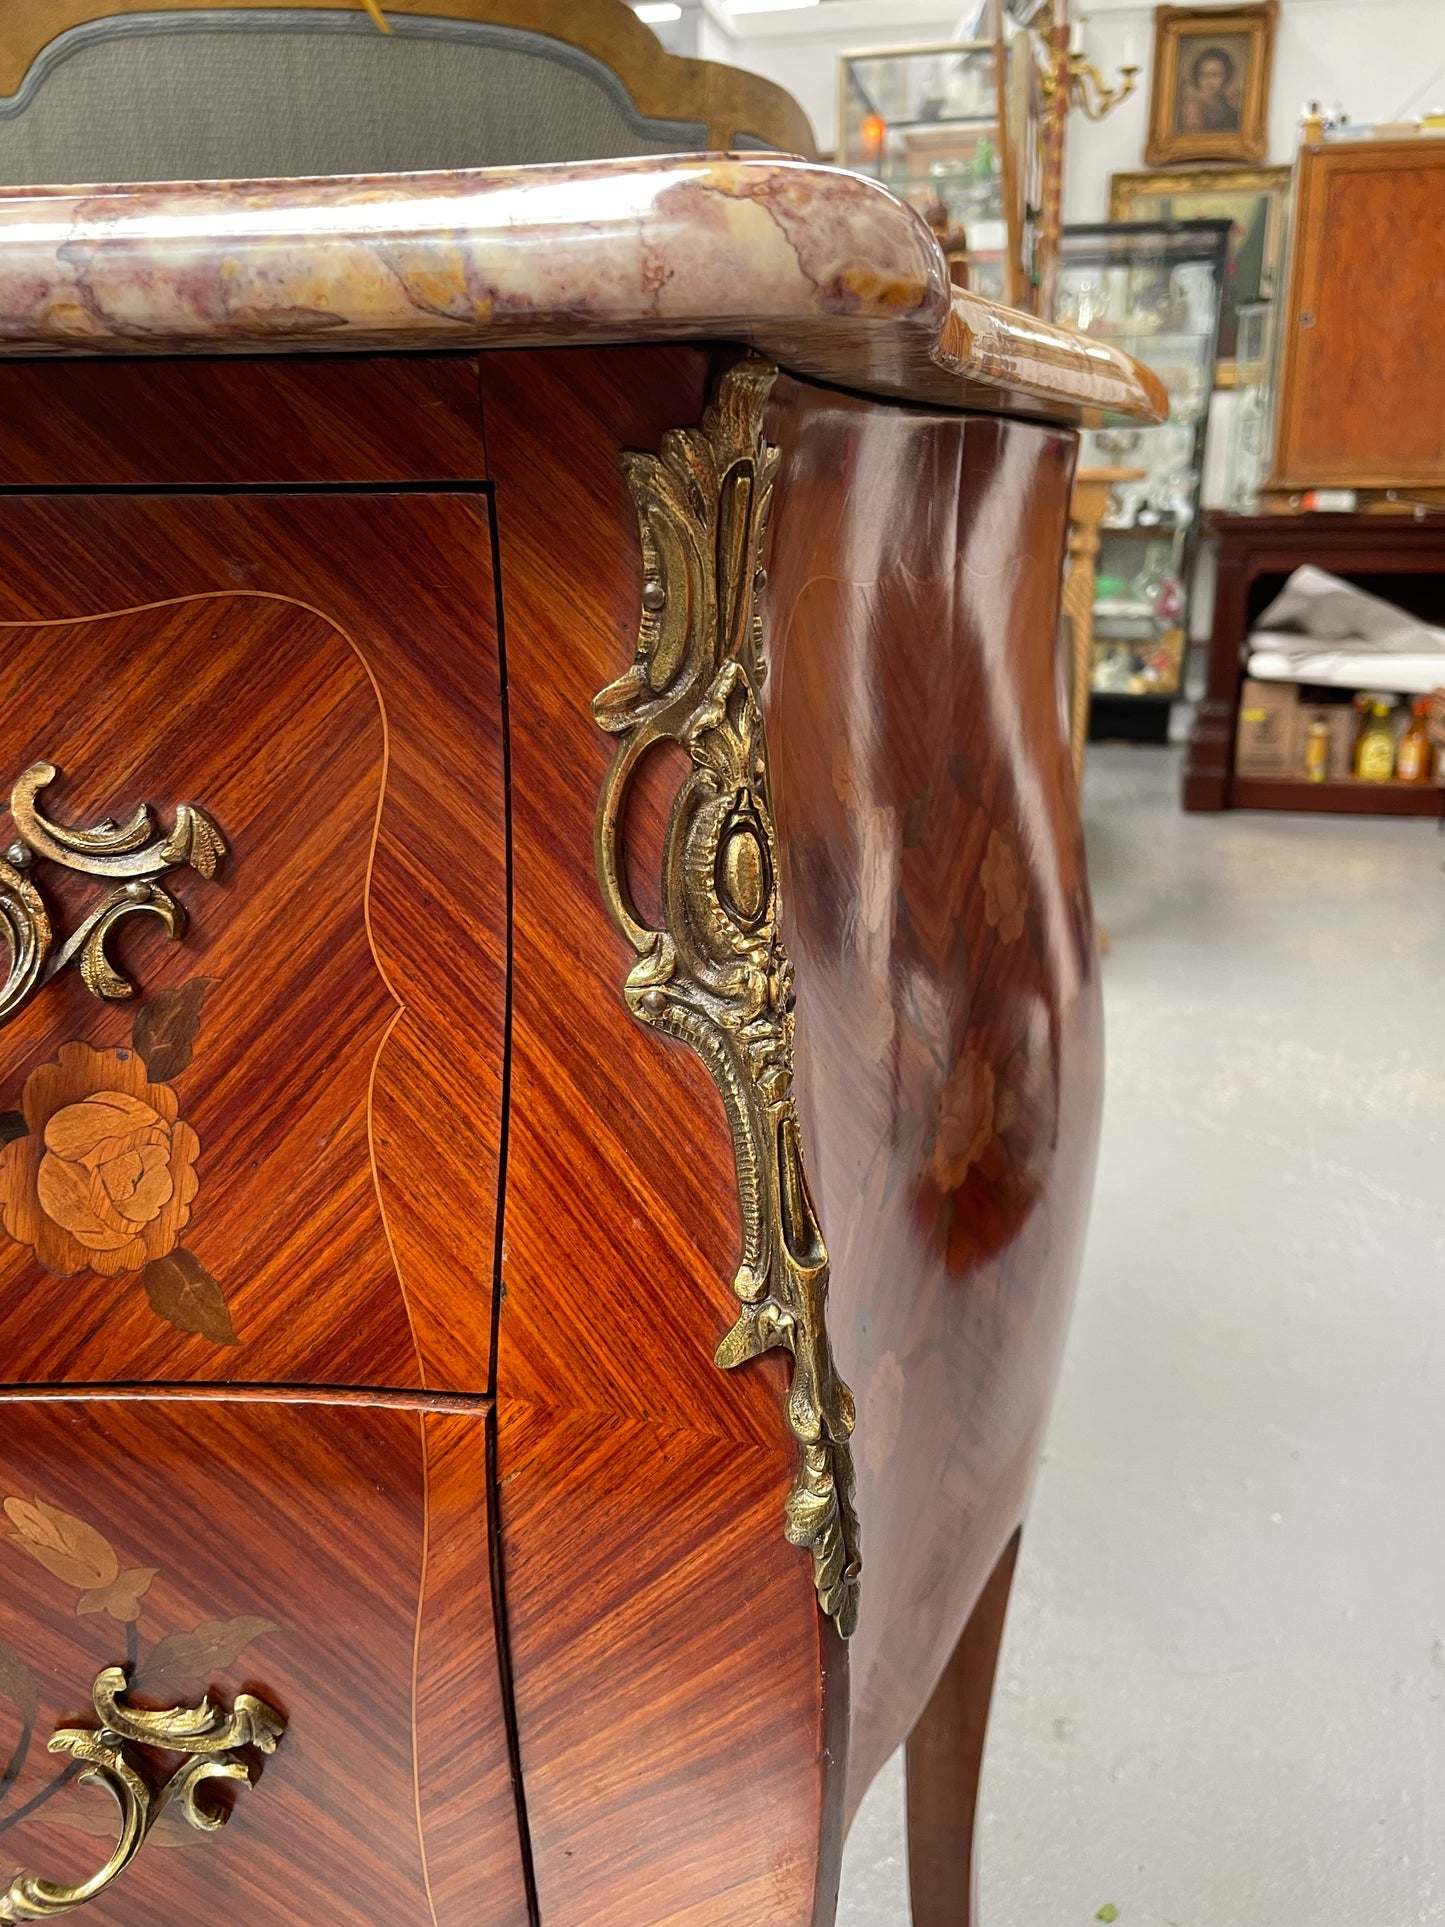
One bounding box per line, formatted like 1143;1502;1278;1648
1144;2;1277;167
0;0;817;154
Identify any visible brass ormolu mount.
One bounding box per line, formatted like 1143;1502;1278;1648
593;358;861;1638
0;762;226;1029
0;1667;284;1920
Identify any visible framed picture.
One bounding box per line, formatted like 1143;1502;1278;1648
1145;3;1278;166
1110;164;1289;381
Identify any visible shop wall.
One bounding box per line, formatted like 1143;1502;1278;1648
1062;0;1445;220
701;0;1445;190
697;1;971;152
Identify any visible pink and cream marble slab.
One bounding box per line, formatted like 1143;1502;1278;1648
0;154;1164;422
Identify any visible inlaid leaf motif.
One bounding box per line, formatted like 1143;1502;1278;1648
3;1497;118;1591
132;976;213;1082
0;1635;38;1723
133;1616;278;1694
142;1247;238;1346
76;1566;158;1623
0;1112;26;1148
980;828;1028;945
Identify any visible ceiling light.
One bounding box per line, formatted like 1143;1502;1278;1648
634;2;682;19
723;0;821;15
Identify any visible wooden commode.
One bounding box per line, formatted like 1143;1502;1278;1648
0;155;1161;1927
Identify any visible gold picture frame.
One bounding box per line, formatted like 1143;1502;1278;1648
1110;163;1290;383
1145;3;1277;166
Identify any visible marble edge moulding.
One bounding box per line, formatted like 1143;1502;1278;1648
0;153;1165;423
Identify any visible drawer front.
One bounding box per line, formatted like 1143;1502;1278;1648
0;495;506;1389
0;1395;527;1926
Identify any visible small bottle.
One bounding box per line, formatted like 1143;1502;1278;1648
1305;716;1331;783
1355;699;1397;782
1397;700;1432;783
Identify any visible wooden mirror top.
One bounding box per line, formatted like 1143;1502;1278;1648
0;154;1166;424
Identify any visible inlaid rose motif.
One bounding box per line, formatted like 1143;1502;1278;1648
0;1043;198;1278
0;980;237;1345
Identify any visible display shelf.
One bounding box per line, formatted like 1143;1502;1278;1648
1184;512;1445;814
1098;520;1188;538
879;114;1000;132
1084;328;1214;350
1094;600;1156;621
1231;776;1445;817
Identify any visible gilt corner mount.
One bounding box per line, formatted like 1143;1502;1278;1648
593;357;862;1638
0;761;227;1028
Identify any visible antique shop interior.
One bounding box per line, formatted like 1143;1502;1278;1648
0;4;1440;1927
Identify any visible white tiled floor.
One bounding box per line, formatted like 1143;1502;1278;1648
838;745;1445;1927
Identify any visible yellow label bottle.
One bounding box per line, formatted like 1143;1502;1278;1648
1355;701;1397;783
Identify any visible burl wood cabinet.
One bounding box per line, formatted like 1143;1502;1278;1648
1268;136;1445;492
0;158;1160;1926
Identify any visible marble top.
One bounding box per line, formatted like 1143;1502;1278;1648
0;154;1166;424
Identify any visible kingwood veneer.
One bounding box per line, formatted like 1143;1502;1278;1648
0;156;1160;1926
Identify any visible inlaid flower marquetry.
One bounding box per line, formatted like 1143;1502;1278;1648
3;1046;199;1280
2;1497;156;1625
0;979;237;1345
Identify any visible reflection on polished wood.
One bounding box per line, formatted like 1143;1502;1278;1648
760;377;1101;1845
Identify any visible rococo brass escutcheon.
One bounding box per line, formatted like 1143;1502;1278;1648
0;762;226;1028
0;1665;284;1920
593;357;862;1637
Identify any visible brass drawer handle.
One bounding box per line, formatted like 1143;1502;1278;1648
0;761;226;1029
0;1665;284;1921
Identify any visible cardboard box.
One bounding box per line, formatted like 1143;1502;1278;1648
1235;679;1298;777
1292;702;1356;781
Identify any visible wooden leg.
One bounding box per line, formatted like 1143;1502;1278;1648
904;1530;1022;1927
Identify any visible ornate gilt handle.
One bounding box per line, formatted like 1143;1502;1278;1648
0;1666;284;1921
0;762;226;1029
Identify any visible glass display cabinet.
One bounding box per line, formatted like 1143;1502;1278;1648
1224;298;1277;513
1054;218;1229;734
839;6;1045;308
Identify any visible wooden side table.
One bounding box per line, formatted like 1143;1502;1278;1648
1183;511;1445;815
